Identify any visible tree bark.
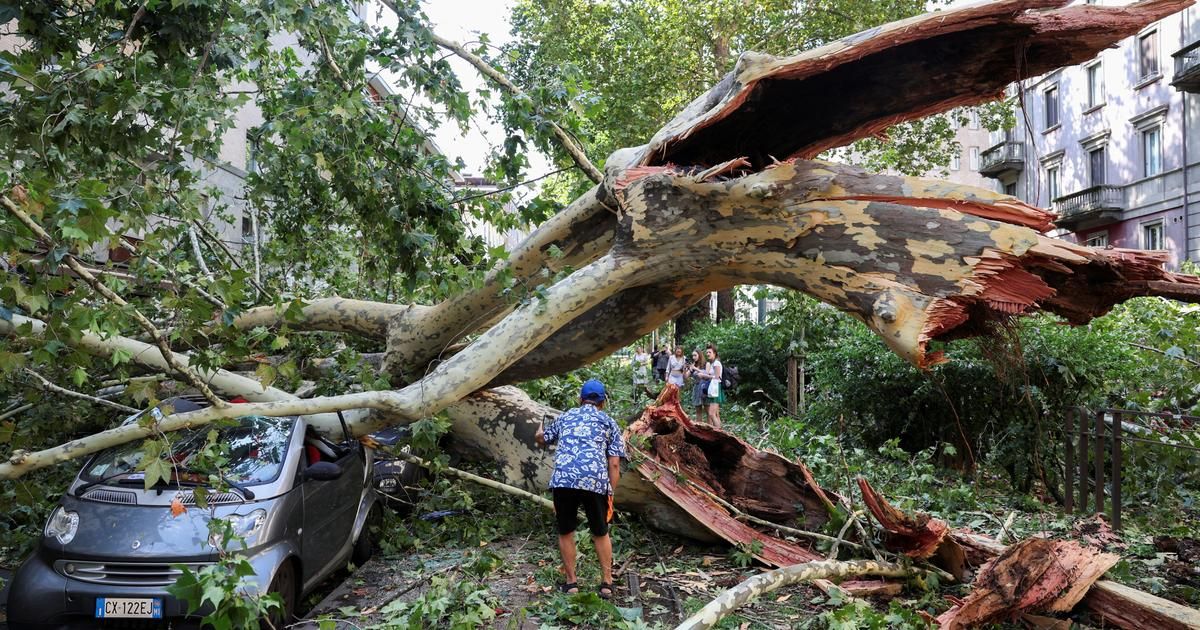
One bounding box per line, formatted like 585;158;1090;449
673;298;710;347
715;289;735;323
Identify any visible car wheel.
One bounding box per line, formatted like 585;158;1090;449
262;559;298;629
352;505;382;565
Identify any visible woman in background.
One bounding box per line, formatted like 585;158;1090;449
667;347;687;387
632;347;651;398
687;349;708;421
704;344;724;428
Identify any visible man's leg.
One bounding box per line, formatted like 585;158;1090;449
558;532;579;590
593;533;613;589
552;489;581;592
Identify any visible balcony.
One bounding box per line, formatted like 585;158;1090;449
1053;185;1124;230
978;141;1024;178
1172;40;1200;92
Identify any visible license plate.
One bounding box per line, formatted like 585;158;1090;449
95;597;163;619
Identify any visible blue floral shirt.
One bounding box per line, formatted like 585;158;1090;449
542;404;627;495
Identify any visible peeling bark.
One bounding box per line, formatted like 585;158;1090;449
949;530;1200;629
858;477;965;580
937;538;1119;629
627;386;839;566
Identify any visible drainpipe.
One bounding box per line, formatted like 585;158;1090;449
1183;11;1193;264
1185;91;1192;265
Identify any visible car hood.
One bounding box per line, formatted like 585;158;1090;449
51;494;284;561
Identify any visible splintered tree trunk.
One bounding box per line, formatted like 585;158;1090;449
4;1;1200;490
715;289;736;322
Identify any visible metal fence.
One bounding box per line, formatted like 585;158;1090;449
1061;407;1200;529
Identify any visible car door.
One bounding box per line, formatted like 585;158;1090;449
301;447;364;582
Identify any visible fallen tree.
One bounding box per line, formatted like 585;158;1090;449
5;0;1200;484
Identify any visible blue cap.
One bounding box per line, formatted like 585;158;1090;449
580;379;607;402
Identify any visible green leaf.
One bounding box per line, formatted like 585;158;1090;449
111;347;133;366
71;366;88;388
255;363;277;388
142;458;171;489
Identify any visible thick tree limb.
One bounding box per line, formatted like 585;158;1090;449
3;192;225;407
21;368;138;415
675;559;913;630
229;297;411;338
384;185;614;381
0;253;643;477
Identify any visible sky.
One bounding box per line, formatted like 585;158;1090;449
418;0;548;178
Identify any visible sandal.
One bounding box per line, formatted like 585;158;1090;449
558;582;578;594
598;582;614;599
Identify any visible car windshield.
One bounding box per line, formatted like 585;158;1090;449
82;416;296;486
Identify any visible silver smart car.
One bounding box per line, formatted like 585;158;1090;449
7;397;380;628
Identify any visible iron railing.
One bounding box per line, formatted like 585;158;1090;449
1061;407;1200;529
1054;185;1124;221
979;141;1024;175
1173;39;1200;91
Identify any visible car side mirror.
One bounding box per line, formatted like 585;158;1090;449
303;461;344;481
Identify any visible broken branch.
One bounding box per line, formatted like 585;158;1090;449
675;559;914;630
21;368;138;415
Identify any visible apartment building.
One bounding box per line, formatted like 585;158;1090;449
978;2;1200;269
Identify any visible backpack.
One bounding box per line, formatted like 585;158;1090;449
721;365;739;391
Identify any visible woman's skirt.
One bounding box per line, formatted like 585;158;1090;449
705;382;726;405
691;380;707;407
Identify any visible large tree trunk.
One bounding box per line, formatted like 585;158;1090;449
4;0;1200;483
673;298;711;347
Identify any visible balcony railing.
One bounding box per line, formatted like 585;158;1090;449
1054;185;1124;227
1172;40;1200;92
979;142;1024;177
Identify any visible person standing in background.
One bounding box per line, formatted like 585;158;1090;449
687;349;708;421
654;346;670;382
704;344;724;428
632;347;651;397
667;346;687;387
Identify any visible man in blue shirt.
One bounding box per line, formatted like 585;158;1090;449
536;379;627;598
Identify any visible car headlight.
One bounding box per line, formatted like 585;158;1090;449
45;506;79;545
209;509;267;548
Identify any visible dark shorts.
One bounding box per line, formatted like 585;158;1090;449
552;488;611;536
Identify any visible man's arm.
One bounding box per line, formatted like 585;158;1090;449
607;455;621;491
535;424;546;448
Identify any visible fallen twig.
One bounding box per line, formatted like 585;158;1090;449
386;449;553;510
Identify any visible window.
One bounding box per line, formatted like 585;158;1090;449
1142;126;1163;177
969;147;980;171
1142;221;1164;250
969;110;980;130
1085;232;1109;247
241;214;255;240
1043;85;1059;129
1046;165;1060;201
1086;63;1104;108
1004;182;1017;197
950;150;961;171
1138;30;1159;80
1088;146;1106;187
